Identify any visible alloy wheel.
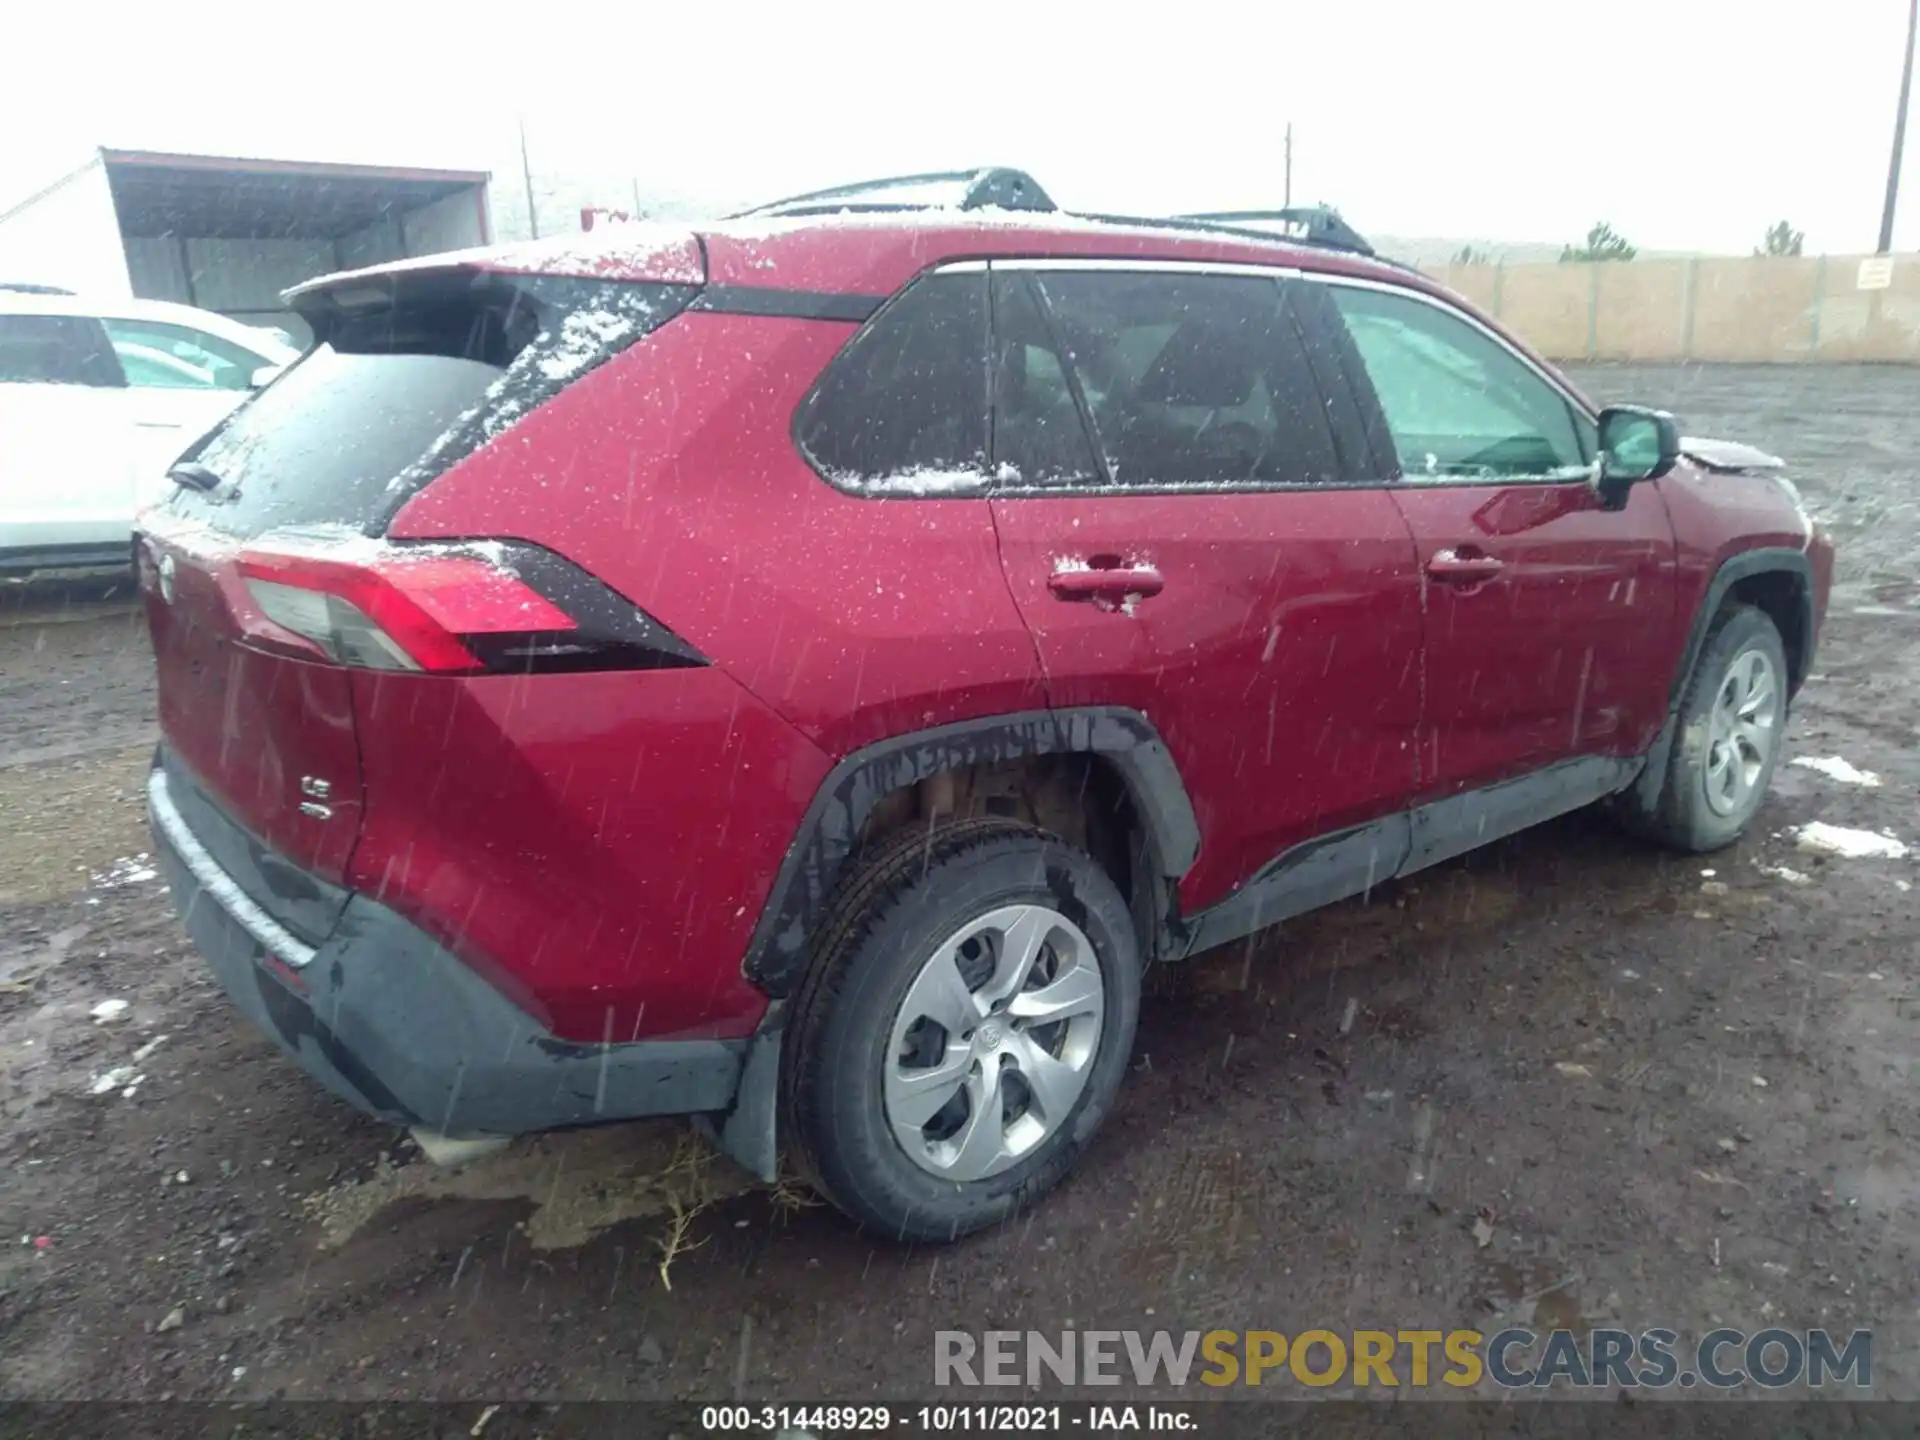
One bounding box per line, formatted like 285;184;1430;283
1703;647;1780;818
884;904;1105;1182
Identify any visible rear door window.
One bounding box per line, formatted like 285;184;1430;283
0;314;126;387
1018;271;1341;488
796;273;989;492
990;274;1101;486
162;275;695;538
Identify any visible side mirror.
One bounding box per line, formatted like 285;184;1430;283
249;364;284;390
1595;404;1680;508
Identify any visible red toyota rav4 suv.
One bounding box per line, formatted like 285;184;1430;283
139;170;1832;1243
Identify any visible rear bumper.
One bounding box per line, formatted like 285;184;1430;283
148;766;747;1137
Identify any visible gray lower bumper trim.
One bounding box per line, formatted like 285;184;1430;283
147;769;316;968
151;778;750;1136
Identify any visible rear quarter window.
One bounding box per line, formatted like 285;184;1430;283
795;273;989;495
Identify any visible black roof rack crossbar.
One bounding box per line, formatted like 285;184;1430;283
1172;206;1376;257
732;168;1056;218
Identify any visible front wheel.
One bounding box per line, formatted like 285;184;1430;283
783;819;1141;1243
1622;603;1789;851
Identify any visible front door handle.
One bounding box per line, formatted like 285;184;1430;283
1426;548;1504;584
1048;565;1165;602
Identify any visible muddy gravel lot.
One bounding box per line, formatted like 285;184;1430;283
0;364;1914;1405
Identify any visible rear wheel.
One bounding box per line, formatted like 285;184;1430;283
783;819;1140;1242
1620;603;1788;851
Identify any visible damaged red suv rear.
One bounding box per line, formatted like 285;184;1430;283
140;170;1832;1242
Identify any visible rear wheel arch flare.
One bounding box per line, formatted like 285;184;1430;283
740;708;1199;999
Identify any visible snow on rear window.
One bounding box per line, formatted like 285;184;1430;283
536;309;639;384
164;279;695;539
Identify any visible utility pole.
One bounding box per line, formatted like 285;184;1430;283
1881;0;1917;253
518;114;540;240
1284;123;1293;207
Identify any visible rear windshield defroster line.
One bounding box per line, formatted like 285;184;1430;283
161;274;699;540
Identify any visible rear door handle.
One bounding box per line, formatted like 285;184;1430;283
1426;548;1504;584
1048;565;1165;601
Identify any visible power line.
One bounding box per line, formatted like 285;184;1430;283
518;114;540;241
1880;0;1917;253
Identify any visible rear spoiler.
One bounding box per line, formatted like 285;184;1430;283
281;225;705;308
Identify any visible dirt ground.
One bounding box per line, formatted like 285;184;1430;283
0;364;1914;1404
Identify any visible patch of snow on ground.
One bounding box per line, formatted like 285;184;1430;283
87;1067;142;1097
1758;864;1814;885
91;856;157;889
89;1000;129;1024
1790;823;1909;860
1790;756;1881;787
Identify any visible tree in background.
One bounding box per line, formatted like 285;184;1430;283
1560;222;1637;262
1453;244;1489;265
1756;220;1805;257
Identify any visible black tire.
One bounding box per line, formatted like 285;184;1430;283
1619;603;1789;852
782;818;1141;1243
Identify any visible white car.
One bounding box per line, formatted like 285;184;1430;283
0;289;302;573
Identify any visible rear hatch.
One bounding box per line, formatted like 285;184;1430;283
140;237;705;932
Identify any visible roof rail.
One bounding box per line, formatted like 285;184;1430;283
725;172;1391;266
0;281;77;295
1172;207;1376;257
732;168;1056;218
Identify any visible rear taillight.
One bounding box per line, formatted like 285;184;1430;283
237;550;572;673
227;541;704;676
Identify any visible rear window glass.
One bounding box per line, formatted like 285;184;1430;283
162;276;694;537
796;273;989;494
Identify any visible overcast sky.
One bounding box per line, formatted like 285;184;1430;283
7;0;1917;254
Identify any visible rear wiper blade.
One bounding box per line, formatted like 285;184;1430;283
168;462;226;493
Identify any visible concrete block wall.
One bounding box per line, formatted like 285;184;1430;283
1426;254;1919;363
